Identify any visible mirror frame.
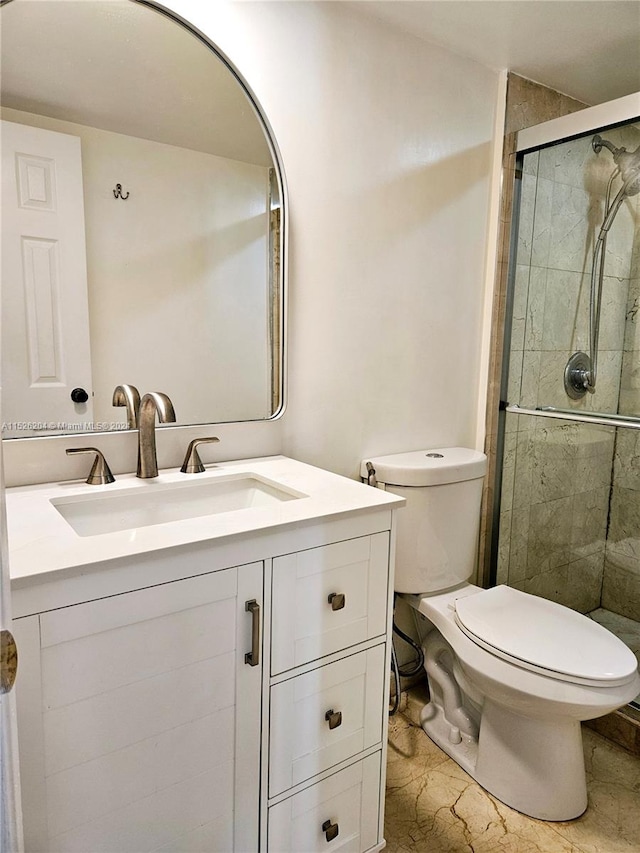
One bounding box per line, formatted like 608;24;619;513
0;0;288;440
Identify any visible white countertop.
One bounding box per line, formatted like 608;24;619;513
7;456;403;583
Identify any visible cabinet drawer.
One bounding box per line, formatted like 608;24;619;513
269;645;385;797
271;533;389;675
268;752;381;852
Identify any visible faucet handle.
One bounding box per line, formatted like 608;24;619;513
180;437;220;474
66;447;116;485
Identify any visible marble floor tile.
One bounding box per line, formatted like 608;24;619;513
385;687;640;853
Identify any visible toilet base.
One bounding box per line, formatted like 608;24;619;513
420;696;588;821
419;699;478;776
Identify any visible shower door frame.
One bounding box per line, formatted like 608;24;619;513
490;90;640;591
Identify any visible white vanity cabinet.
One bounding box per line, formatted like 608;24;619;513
8;458;402;853
13;560;264;853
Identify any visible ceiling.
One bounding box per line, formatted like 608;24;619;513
2;0;638;154
347;1;640;106
0;0;272;166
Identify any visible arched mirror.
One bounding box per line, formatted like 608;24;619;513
0;0;285;439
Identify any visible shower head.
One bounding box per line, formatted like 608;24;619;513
592;134;640;196
615;146;640;196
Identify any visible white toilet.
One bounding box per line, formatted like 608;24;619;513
361;447;640;821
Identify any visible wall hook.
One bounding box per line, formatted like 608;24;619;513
113;183;130;200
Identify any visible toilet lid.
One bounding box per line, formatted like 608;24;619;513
454;586;638;686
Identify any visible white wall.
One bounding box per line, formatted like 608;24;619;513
81;125;271;426
2;0;500;486
184;0;499;478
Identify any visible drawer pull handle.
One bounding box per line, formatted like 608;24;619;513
322;819;339;842
328;592;345;611
325;709;342;730
245;599;260;667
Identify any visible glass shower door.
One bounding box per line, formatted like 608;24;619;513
497;120;640;711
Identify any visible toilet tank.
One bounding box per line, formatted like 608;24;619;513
361;448;487;594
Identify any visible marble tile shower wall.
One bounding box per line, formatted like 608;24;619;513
605;429;640;619
479;74;587;586
606;135;640;622
498;414;615;611
498;124;640;614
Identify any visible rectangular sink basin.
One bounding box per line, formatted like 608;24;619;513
51;474;306;537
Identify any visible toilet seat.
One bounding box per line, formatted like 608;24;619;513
454;585;638;688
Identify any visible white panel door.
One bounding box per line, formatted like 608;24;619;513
1;121;93;436
12;562;263;852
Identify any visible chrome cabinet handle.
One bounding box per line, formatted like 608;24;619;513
327;592;345;611
322;819;339;842
244;600;260;667
325;709;342;730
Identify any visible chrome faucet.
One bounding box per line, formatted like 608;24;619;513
137;392;176;478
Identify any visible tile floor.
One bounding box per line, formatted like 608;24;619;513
385;686;640;853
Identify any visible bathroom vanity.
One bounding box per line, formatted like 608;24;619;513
7;456;403;852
